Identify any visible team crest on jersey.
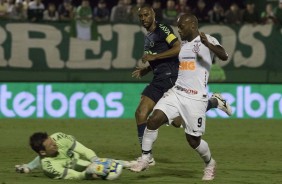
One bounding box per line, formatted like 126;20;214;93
192;42;201;53
150;41;154;47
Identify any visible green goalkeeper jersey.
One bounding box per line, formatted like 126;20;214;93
41;132;97;180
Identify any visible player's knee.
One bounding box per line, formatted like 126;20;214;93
188;140;200;149
147;116;160;130
171;117;183;128
186;134;201;149
135;108;149;121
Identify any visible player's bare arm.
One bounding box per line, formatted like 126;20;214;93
199;32;228;61
142;40;181;63
132;66;152;79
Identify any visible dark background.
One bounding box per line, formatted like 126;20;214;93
43;0;247;11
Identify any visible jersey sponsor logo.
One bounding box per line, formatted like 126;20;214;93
179;61;195;70
44;160;61;176
159;24;171;35
175;85;198;95
55;133;73;141
144;50;157;55
182;57;195;59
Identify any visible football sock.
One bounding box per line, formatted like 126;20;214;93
206;98;218;111
137;123;147;146
195;139;212;164
141;128;158;158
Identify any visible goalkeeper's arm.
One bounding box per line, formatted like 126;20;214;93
42;164;98;180
15;156;41;173
73;140;98;162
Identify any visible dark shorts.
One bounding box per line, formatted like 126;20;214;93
142;77;177;103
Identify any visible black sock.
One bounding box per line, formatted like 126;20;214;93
206;98;218;111
137;123;146;146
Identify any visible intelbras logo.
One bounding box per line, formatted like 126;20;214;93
0;84;281;119
0;84;124;118
207;86;282;118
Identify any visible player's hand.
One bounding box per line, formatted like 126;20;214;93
15;164;31;173
199;31;210;47
142;54;157;63
132;67;142;79
132;66;150;79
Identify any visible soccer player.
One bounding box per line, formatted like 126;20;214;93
132;5;231;165
130;13;229;181
15;132;134;180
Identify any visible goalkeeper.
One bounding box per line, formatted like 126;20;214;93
15;132;133;180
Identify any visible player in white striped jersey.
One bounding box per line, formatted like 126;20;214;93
130;13;228;181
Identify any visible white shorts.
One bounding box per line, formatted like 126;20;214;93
154;88;208;136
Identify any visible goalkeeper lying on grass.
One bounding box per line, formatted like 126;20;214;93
15;132;135;180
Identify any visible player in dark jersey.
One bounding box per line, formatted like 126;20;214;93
132;5;179;155
132;5;232;165
133;6;180;147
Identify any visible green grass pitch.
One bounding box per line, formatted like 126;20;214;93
0;118;281;184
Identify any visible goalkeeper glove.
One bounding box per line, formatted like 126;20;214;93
86;158;113;177
15;164;31;173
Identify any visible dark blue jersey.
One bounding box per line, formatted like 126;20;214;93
144;23;179;81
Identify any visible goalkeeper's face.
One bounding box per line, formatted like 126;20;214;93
41;137;59;157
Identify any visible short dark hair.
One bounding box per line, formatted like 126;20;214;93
140;4;153;10
29;132;48;153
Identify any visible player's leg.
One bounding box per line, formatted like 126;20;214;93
206;98;218;111
135;79;174;145
186;134;216;181
207;93;232;116
143;109;168;157
181;98;216;180
171;116;184;128
171;92;232;128
171;98;224;128
130;109;169;172
185;134;212;166
131;89;179;172
172;98;217;127
211;93;232;116
171;99;223;127
135;83;164;167
135;95;156;145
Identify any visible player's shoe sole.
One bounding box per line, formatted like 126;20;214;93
202;158;216;181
